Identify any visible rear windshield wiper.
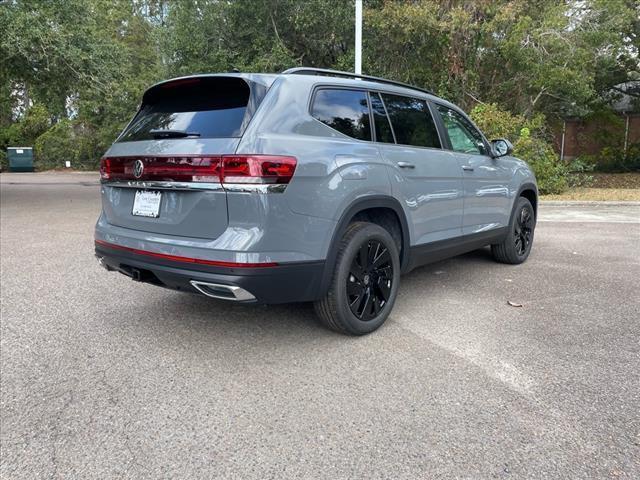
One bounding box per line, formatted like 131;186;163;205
149;129;201;139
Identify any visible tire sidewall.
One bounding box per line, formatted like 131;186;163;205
333;224;401;334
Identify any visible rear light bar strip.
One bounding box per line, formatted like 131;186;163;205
100;155;297;185
95;239;278;268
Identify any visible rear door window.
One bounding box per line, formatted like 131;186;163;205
311;89;372;141
118;77;251;142
380;94;441;149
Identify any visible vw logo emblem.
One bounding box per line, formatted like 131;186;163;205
133;159;144;179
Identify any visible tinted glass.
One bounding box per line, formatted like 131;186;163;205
370;93;395;143
119;77;250;141
381;94;441;148
311;89;371;141
436;105;487;155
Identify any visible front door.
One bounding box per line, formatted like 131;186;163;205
434;104;512;235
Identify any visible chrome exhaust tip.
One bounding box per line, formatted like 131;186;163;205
96;256;113;271
189;280;256;302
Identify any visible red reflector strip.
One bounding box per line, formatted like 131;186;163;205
95;239;278;268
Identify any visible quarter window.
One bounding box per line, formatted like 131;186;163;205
436;105;487;155
311;89;371;141
380;94;441;148
370;93;395;143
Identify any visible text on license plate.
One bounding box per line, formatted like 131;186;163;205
132;190;162;218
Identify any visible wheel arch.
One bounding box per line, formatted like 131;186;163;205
319;196;411;297
517;183;538;219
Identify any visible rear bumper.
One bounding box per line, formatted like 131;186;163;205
95;243;325;304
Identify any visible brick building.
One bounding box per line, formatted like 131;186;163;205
556;81;639;161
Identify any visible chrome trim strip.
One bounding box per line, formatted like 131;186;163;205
102;181;287;193
223;184;287;193
102;180;223;191
189;280;256;302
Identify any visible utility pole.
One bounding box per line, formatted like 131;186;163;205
355;0;362;74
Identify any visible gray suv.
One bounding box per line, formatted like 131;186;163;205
95;68;537;335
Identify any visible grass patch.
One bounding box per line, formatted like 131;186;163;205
542;188;640;201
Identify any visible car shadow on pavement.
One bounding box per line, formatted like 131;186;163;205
138;288;336;341
122;247;499;342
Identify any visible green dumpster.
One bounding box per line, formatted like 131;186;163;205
7;147;34;172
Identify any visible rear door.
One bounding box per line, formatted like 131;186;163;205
434;104;512;234
374;92;463;245
100;76;260;240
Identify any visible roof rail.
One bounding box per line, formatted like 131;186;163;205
282;67;435;96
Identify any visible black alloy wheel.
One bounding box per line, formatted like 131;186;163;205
346;240;394;321
514;206;534;256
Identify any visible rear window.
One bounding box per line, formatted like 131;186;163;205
311;89;371;141
118;77;251;142
381;94;441;148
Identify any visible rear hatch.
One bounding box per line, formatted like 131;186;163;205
100;76;267;240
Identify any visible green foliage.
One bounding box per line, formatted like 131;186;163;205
515;136;568;194
470;103;568;194
470;103;545;141
565;158;595;188
0;0;637;173
34;120;78;170
0;103;50;147
591;144;640;172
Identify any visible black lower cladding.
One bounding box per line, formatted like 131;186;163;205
407;227;509;271
95;244;325;304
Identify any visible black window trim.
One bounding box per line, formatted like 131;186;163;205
366;91;376;143
309;83;446;152
432;101;492;156
309;85;374;142
373;91;397;144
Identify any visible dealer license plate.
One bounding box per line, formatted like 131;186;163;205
132;190;162;218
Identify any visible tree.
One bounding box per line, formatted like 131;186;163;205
0;0;637;176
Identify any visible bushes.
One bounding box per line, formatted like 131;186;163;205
515;133;568;194
0;104;51;170
470;103;569;194
594;144;640;172
34;120;79;170
17;119;102;171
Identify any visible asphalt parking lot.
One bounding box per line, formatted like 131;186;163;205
1;173;639;479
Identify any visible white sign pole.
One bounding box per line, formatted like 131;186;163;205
355;0;362;75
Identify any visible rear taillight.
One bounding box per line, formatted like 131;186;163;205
100;155;297;185
100;156;220;183
220;155;297;184
99;157;112;180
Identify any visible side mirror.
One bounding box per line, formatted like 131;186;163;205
491;138;513;158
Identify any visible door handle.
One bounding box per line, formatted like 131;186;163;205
462;165;474;171
397;162;415;169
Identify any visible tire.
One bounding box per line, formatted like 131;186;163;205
314;222;401;335
491;196;536;264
